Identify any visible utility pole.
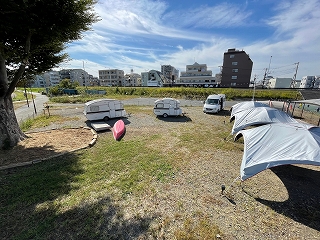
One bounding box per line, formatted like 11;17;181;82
267;56;272;76
252;75;257;101
262;56;272;88
262;68;268;87
290;62;299;88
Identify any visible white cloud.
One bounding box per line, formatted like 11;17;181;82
267;0;320;38
164;3;252;28
246;0;320;79
62;0;320;80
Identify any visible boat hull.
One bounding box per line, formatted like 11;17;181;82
112;119;126;140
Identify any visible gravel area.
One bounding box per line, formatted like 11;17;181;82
6;100;320;239
40;102;320;239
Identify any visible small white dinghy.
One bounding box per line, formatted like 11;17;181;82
91;122;112;132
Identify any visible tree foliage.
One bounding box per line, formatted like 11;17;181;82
59;79;80;89
0;0;99;148
0;0;99;96
49;79;80;96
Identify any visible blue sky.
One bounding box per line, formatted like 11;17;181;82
58;0;320;82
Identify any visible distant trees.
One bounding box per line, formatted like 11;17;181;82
0;0;99;149
49;79;80;96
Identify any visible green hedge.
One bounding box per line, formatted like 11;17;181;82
76;87;300;100
47;86;301;103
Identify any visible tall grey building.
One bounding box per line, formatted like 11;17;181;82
221;48;253;88
161;65;179;84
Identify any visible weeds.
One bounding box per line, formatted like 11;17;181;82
19;115;79;131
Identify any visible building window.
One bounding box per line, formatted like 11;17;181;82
232;76;237;79
231;83;236;86
232;69;238;73
230;55;235;58
232;62;238;66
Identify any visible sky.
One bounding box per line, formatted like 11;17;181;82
56;0;320;83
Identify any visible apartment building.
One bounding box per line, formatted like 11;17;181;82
43;71;60;86
161;65;179;85
99;69;124;86
178;62;216;87
300;76;320;88
88;76;100;86
60;69;90;86
33;75;47;88
33;69;94;87
124;69;141;86
221;48;253;88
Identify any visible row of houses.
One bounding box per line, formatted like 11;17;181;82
32;48;318;89
32;48;253;88
259;75;320;89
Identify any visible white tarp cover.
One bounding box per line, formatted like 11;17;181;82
230;101;269;118
235;122;320;181
231;107;298;134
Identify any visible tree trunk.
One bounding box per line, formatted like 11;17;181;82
0;45;28;149
0;95;27;149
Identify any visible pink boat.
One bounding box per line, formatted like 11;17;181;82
112;119;126;141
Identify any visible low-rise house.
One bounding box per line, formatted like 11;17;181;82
267;77;293;88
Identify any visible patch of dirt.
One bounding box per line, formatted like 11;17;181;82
0;128;94;167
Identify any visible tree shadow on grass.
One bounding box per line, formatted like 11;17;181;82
34;196;155;239
254;165;320;231
0;152;155;239
0;152;83;238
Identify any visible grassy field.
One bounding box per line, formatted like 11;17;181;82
1;104;320;239
19;86;300;103
0;106;231;239
3;88;320;239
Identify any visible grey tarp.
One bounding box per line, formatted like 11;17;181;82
230;101;269;119
231;107;298;134
234;122;320;181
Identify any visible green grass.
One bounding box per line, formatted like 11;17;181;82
12;90;34;102
2;106;234;238
48;86;301;104
0;132;175;239
19;115;80;131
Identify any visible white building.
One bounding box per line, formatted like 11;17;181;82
60;69;90;86
33;75;47;88
299;76;320;88
262;75;273;88
43;71;60;86
141;70;166;87
178;62;216;87
267;77;293;89
33;69;94;87
88;76;100;86
161;65;179;85
124;69;141;86
99;69;124;86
